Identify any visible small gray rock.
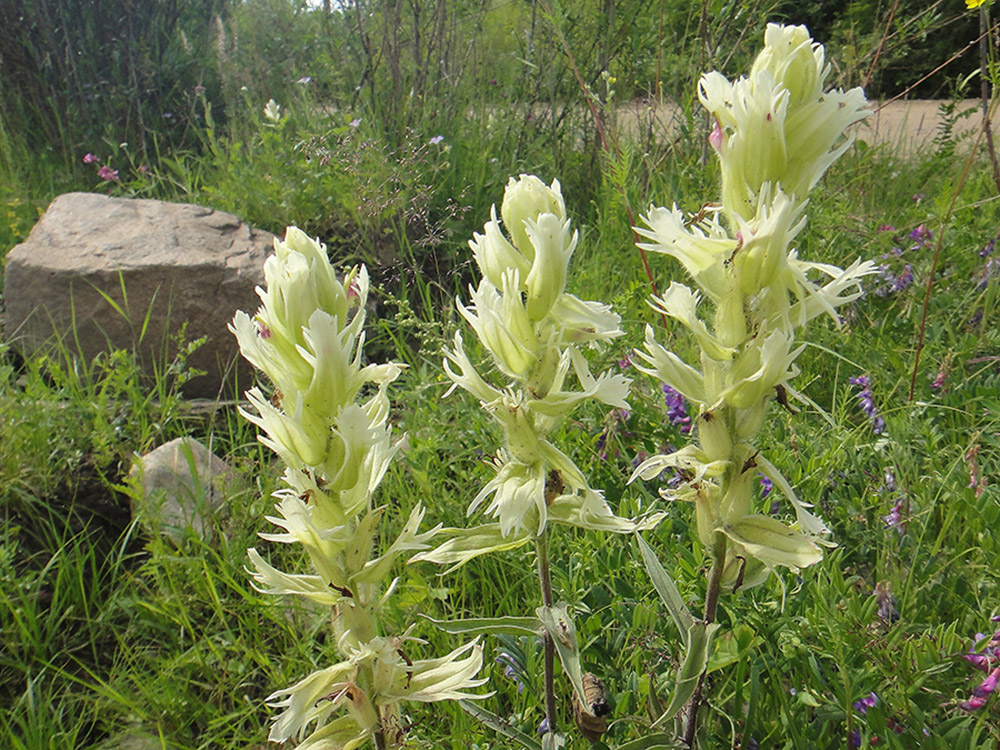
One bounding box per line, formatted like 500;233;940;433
129;437;243;543
2;192;274;397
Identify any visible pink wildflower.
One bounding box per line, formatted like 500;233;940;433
82;153;99;164
97;166;119;182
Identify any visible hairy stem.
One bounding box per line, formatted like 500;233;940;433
536;531;558;736
683;530;727;748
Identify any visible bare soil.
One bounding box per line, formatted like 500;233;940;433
863;99;993;152
618;99;996;154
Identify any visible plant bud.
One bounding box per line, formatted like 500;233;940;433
524;213;575;321
751;24;822;108
698;408;732;462
501;175;566;258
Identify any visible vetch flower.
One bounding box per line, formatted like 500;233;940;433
97;165;119;181
849;375;885;435
82;153;98;164
663;384;692;434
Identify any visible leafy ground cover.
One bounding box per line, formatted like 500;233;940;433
1;3;999;749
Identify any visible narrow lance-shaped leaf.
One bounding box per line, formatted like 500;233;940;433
536;604;594;716
458;700;543;750
637;534;695;638
615;735;687;750
421;614;541;638
653;621;721;728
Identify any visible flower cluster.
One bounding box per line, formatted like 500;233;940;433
959;620;1000;712
232;228;485;748
870;224;929;297
850;692;879;748
82;152;120;182
414;175;662;568
976;229;999;290
630;24;874;587
849;375;885;435
881;469;906;535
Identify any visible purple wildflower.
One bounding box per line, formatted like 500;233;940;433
909;224;932;250
349;118;362;127
892;264;913;292
849;375;885;435
980;235;996;258
881;470;906;535
97;165;119;182
537;718;550;735
931;362;948;389
962;631;1000;672
849;728;862;748
854;692;878;715
877;224;895;233
662;385;691;434
82;152;98;164
883;496;905;535
758;473;773;498
428;134;444;145
959;667;1000;711
958;627;1000;711
977;256;999;290
495;652;525;694
296;76;312;85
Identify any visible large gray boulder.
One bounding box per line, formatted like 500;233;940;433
2;193;274;397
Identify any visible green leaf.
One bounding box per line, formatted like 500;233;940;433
536;604;591;715
653;621;720;727
637;534;694;637
420;614;540;637
706;624;759;675
615;734;686;750
458;700;542;749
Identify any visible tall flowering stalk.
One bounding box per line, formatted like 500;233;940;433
232;227;486;750
414;176;662;743
631;24;875;743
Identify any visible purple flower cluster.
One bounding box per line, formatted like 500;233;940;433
959;620;1000;712
662;384;691;434
871;225;928;297
881;469;906;535
849;375;885;435
496;652;525;694
976;230;1000;290
849;692;879;747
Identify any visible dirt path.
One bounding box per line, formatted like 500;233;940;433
864;99;993;152
618;99;995;154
